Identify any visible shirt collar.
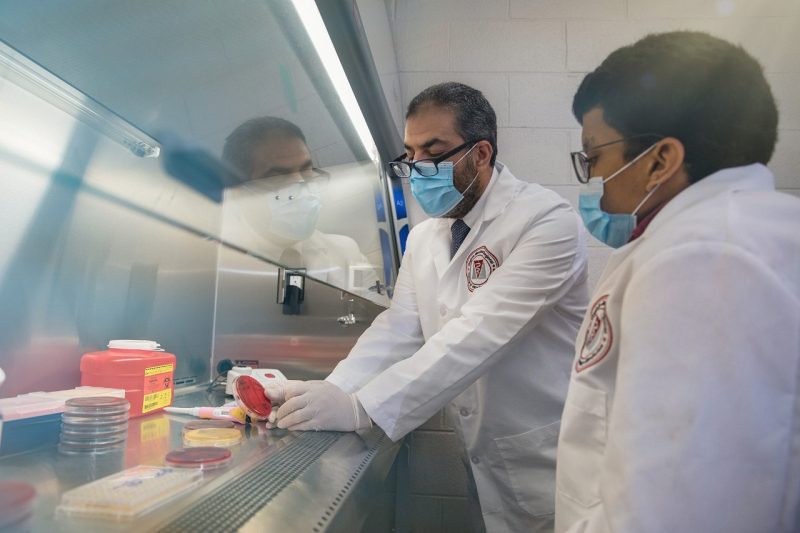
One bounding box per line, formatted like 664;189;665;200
628;202;667;243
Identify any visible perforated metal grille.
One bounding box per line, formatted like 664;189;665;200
160;432;341;532
311;434;387;533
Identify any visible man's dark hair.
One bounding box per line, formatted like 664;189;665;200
407;82;498;166
222;116;307;176
572;31;778;183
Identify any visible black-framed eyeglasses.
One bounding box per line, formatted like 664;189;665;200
240;167;330;200
389;140;482;179
570;133;663;183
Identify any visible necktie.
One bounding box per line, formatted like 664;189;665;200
450;219;471;259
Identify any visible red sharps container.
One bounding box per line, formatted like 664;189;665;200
80;340;176;418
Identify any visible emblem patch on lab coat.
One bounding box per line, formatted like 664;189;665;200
576;294;613;372
465;246;499;292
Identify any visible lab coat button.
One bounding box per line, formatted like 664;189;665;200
471;456;480;464
459;407;469;417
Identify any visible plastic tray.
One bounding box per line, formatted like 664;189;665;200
57;466;202;520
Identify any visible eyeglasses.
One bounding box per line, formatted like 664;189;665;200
389;140;481;179
570;134;663;183
240;168;330;200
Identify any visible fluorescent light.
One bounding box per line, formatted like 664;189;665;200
289;0;379;163
0;40;160;158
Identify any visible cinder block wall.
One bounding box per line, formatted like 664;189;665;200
375;1;800;531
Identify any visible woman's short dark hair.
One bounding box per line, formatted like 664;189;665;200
222;116;306;176
572;31;778;183
407;82;498;166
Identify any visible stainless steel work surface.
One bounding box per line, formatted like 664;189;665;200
0;388;400;532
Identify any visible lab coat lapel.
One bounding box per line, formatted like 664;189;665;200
431;219;453;279
447;164;516;269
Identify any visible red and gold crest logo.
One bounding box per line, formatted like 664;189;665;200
576;294;613;372
465;246;500;292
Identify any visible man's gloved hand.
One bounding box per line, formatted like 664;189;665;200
262;379;298;428
274;380;371;432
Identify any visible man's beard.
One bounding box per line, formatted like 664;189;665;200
443;156;482;219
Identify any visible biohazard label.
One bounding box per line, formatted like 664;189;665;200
465;246;500;292
145;364;174;377
142;363;174;413
576;295;613;372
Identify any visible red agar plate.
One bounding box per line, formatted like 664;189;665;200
233;375;272;420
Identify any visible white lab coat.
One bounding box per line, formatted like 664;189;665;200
327;163;589;532
555;164;800;533
221;193;386;304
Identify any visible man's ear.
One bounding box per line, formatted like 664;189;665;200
645;137;685;192
474;139;494;170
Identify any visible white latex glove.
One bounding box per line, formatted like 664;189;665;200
262;379;299;428
275;380;372;432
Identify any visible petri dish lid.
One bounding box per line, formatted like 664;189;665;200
62;412;130;425
65;396;130;415
232;375;272;420
182;420;235;434
59;432;128;447
61;423;128;437
183;428;242;448
0;481;36;527
58;441;126;455
165;447;232;470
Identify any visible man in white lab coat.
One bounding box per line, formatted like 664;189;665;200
267;82;589;531
221;117;379;298
556;31;800;532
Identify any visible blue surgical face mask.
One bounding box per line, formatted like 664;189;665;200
578;143;661;248
410;144;480;217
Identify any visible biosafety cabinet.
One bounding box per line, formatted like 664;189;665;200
0;1;410;531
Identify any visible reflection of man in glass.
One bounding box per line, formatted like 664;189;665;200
222;116;377;294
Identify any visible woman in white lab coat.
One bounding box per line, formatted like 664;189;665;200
555;31;800;532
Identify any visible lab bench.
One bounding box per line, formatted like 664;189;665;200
0;387;402;532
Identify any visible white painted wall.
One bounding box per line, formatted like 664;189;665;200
384;0;800;291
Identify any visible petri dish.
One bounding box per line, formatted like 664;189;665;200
64;397;130;416
62;412;130;425
165;447;232;470
182;420;235;434
183;428;242;448
61;424;129;437
232;375;272;421
59;432;128;447
58;441;127;455
0;480;36;529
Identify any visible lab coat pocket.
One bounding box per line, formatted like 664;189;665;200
556;380;607;508
495;419;560;517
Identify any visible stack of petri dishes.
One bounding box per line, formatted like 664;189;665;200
59;396;130;454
